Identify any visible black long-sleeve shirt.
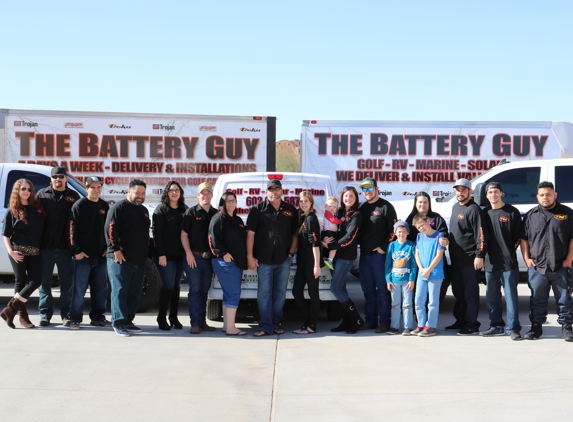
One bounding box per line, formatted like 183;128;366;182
327;210;363;261
180;204;217;254
152;204;187;261
449;199;488;267
358;198;397;254
69;197;109;257
297;212;321;265
36;186;80;250
2;206;45;248
484;204;521;272
209;212;247;269
105;199;150;266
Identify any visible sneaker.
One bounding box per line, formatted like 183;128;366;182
411;326;423;336
114;326;130;337
419;327;437;337
524;322;543;340
39;318;50;327
387;327;399;335
445;322;463;331
62;318;71;327
374;324;389;333
90;319;112;327
479;327;505;337
125;323;142;333
402;328;412;336
510;330;522;341
323;259;334;270
457;328;478;336
69;322;80;330
562;323;573;342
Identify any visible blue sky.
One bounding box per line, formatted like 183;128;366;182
1;0;572;141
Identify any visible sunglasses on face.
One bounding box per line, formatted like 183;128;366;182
361;186;375;192
20;187;32;192
225;199;237;203
52;174;65;179
268;187;281;192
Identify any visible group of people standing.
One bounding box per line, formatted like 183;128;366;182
2;168;573;342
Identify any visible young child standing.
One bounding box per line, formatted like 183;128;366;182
412;214;446;337
385;221;417;335
322;196;343;270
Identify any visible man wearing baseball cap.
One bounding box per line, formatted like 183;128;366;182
68;176;111;330
180;182;217;334
357;177;397;333
479;182;522;340
447;178;488;336
36;166;80;326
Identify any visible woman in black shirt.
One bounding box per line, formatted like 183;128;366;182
1;179;45;329
152;181;188;330
209;192;247;336
292;191;322;334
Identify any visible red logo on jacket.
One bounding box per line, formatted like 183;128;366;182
499;216;509;223
457;214;465;220
371;211;380;216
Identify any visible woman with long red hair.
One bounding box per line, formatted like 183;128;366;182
1;179;45;329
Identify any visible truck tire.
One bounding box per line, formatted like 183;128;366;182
326;301;342;321
207;299;223;321
137;258;162;313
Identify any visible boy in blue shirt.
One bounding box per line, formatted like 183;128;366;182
412;214;446;337
385;221;417;335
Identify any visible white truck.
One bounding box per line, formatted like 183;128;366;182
300;120;573;202
1;108;278;205
0;163;162;311
207;172;342;321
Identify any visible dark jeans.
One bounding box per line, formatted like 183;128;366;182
9;254;42;299
69;256;108;323
451;265;482;331
153;257;184;291
39;248;74;320
360;252;391;326
292;258;320;329
184;255;213;326
107;258;145;328
528;266;573;324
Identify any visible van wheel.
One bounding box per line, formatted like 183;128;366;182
207;299;223;321
326;301;342;321
137;258;162;313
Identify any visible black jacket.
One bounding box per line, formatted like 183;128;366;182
36;186;80;250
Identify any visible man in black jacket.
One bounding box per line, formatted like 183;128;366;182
105;179;150;337
68;176;110;330
36;166;80;327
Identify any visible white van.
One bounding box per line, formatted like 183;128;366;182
207;172;342;320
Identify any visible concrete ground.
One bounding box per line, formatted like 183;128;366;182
1;278;571;422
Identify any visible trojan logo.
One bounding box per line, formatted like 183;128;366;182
282;211;293;217
499;216;509;223
457;214;465;220
65;196;76;202
554;214;567;220
372;211;380;216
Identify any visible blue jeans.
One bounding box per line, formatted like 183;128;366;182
451;265;481;331
359;252;391;326
154;257;184;291
415;278;443;328
330;258;354;304
257;259;291;333
212;258;243;308
528;266;573;324
107;258;145;327
389;283;414;330
184;255;213;326
39;248;74;320
485;269;521;333
69;256;108;323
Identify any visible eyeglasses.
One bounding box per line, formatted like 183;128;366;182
51;174;65;179
268;187;281;192
20;187;32;192
168;189;181;194
361;186;375;192
225;199;237;203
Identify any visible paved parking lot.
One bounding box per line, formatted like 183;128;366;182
1;278;571;421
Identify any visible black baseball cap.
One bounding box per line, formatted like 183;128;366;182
51;166;67;176
486;181;503;192
267;179;282;189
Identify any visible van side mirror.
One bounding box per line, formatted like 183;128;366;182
474;183;487;207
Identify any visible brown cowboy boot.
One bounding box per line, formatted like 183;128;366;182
1;297;23;329
18;302;35;328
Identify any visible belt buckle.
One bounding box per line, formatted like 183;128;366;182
202;252;212;259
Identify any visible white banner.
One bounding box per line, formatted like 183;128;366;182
6;114;268;199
